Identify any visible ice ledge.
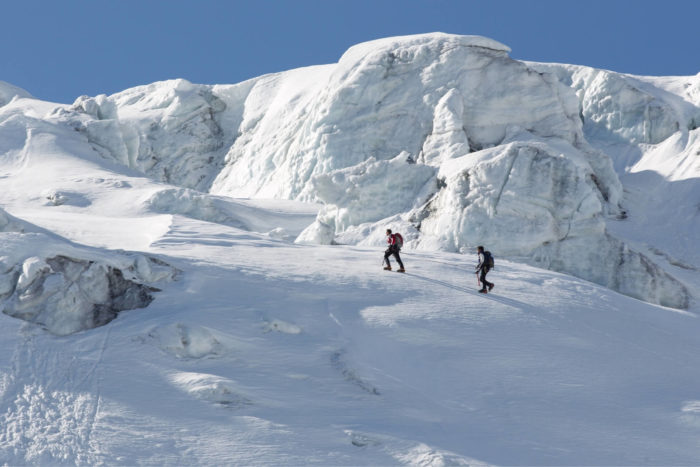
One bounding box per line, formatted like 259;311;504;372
338;32;511;66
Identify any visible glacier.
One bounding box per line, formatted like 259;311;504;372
2;32;698;310
1;32;700;466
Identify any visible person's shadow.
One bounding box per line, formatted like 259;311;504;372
404;271;531;311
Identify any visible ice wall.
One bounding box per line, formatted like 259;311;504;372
68;78;259;192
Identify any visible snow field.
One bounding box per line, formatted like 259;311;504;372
4;214;700;464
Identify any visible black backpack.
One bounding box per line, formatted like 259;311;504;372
483;251;494;269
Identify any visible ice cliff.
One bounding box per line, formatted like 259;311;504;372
31;33;699;308
0;209;177;335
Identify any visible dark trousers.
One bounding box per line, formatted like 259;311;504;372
479;266;493;290
384;246;404;269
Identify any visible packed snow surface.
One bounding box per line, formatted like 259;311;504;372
0;33;699;465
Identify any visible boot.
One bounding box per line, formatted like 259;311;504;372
397;268;406;273
478;288;488;294
383;266;392;271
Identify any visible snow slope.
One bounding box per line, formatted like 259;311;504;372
1;33;700;465
47;32;698;308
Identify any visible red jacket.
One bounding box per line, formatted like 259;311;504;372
387;233;400;247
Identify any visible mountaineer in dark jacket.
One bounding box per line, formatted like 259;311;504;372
476;245;494;293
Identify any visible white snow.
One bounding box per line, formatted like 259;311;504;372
0;32;699;465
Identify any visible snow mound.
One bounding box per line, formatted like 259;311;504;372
631;127;700;181
262;319;302;334
169;372;253;407
0;208;31;233
345;430;488;466
145;323;227;359
42;189;91;207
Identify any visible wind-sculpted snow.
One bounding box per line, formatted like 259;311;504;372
145;187;318;237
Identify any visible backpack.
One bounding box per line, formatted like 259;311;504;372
394;233;404;249
483;250;494;269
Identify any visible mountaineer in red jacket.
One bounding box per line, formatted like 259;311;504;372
383;229;405;273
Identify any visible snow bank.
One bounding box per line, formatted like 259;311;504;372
531;233;688;309
169;372;253;407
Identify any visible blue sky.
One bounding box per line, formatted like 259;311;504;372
2;0;698;104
